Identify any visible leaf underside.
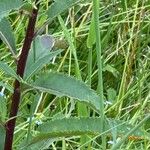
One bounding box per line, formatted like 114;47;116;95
27;117;149;147
31;72;101;112
0;18;16;55
24;35;62;80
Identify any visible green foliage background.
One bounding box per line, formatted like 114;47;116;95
0;0;150;149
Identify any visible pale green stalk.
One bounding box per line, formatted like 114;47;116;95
93;0;105;148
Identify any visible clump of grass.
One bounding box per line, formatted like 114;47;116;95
0;0;150;149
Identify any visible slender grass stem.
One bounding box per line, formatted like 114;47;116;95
92;0;105;149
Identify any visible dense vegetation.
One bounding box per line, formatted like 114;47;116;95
0;0;149;149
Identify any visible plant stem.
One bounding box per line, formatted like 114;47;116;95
92;0;105;149
4;1;39;150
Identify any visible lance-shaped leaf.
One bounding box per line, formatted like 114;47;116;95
0;81;13;93
26;117;150;147
47;0;80;20
0;18;16;56
21;138;56;150
24;35;62;80
31;72;100;112
0;61;19;80
24;51;62;81
0;0;23;21
25;35;55;68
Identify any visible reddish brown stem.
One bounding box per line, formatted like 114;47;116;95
4;2;39;150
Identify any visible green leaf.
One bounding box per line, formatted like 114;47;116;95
19;3;33;15
20;138;56;150
0;61;19;80
0;125;5;150
107;88;116;103
37;0;85;35
31;72;100;112
25;51;62;81
26;35;55;67
0;18;17;56
27;117;149;146
0;96;7;122
24;35;62;80
47;0;80;20
104;64;119;78
0;0;23;21
0;81;13;93
87;14;96;48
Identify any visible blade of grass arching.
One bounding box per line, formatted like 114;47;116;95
111;114;150;150
92;0;105;149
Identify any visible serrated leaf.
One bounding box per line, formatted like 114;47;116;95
0;0;23;21
0;18;16;56
31;72;100;112
24;35;61;80
27;117;149;146
47;0;80;20
20;138;56;150
30;139;55;150
0;61;19;80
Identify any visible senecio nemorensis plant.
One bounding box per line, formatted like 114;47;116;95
0;0;149;150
